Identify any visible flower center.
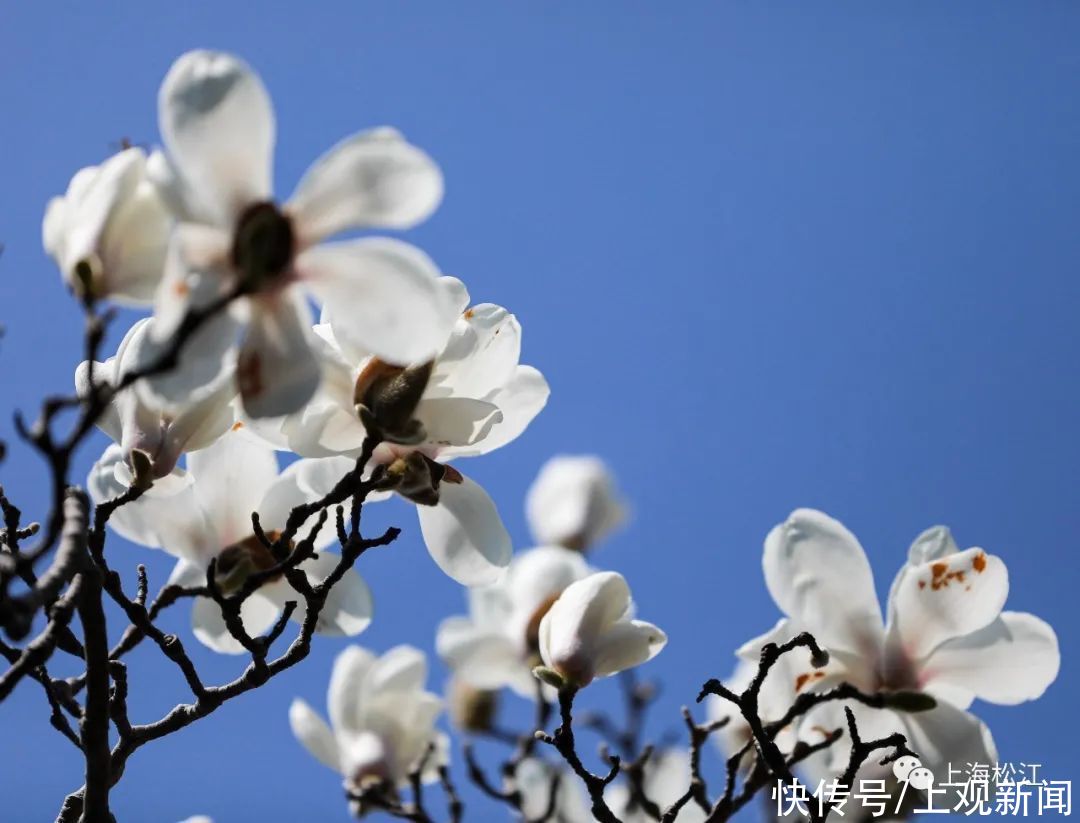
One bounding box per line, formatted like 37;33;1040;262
213;531;290;594
231;201;295;290
353;359;434;445
523;594;561;658
377;452;462;506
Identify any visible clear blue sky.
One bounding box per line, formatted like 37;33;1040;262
1;3;1077;820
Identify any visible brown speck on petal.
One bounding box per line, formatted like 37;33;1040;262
973;552;987;573
231;421;245;431
237;351;264;399
463;308;475;320
918;581;926;589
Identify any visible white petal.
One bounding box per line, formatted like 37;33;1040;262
287;127;443;244
188;428;279;546
191;591;280;654
87;445;213;565
301;238;457;366
139;251;240;410
415;398;502;448
505;546;592;625
289;698;341;772
888;547;1008;661
899;701;998;778
99;176;172;305
328;645;377;733
763;509;884;658
237;293;321;419
290;553;373;637
591;619;667;679
367;645;428;697
160;374;236;459
440;365;549;459
920;611;1059;707
158;50;274;224
525;456;626;550
436;616;523;690
416;475;511;586
428;304;521;400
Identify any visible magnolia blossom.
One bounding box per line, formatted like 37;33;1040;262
608;750;705;823
437;546;591;697
76;317;234;483
538;572;666;689
140;50;458;418
253;284;549;586
44;146;171;304
289;645;445;796
745;508;1060;776
526;455;625;551
88;428;372;654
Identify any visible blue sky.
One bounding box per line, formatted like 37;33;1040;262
1;2;1077;820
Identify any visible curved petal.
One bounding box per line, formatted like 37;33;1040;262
415;398;502;448
899;701;998;779
289;698;341;773
287;127;443;244
367;645;428;698
436;616;523;690
920;611;1059;708
301;238;457;366
289;553;373;637
328;645;377;733
237;293;321;419
87;445;213;564
439;365;549;459
427;305;521;400
191;591;280;654
188;428;279;546
158;50;274;224
100;176;172;305
592;619;667;679
160;373;236;458
763;509;884;658
139;243;240;409
888;547;1008;662
416;475;512;586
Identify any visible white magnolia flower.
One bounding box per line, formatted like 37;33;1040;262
289;645;446;794
256;286;548;586
608;750;705;823
88;427;372;654
437;546;591;697
526;455;625;551
43;146;171;304
141;50;458;418
77;318;234;482
538;572;666;689
516;757;590;823
747;508;1060;775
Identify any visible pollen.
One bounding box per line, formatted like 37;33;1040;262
794;671;825;692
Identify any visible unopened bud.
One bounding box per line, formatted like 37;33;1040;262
532;665;566;690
